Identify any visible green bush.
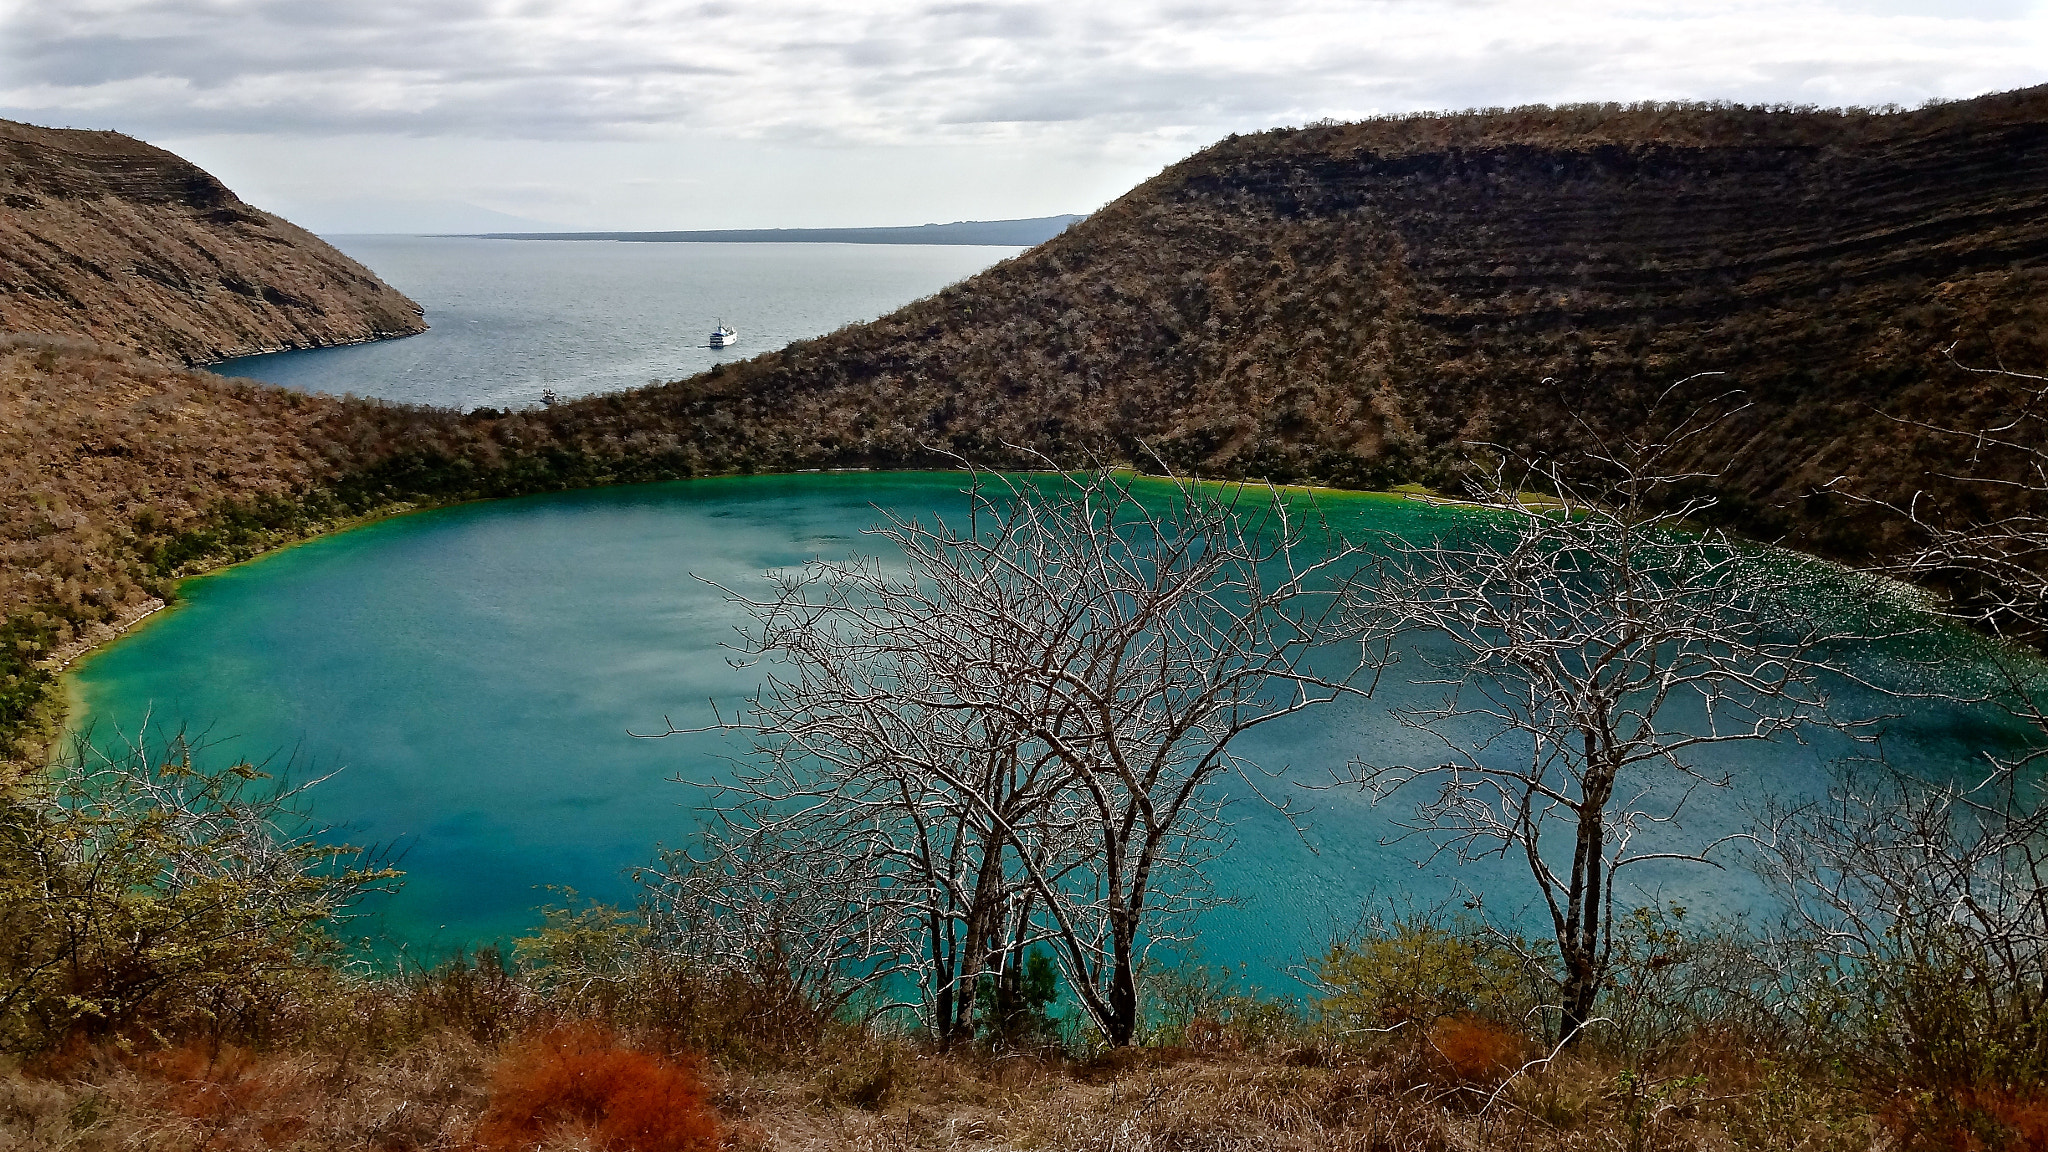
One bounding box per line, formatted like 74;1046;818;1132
1315;913;1544;1039
0;725;397;1053
977;947;1061;1047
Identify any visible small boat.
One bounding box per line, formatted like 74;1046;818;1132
709;322;737;349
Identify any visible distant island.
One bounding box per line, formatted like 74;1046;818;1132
465;214;1084;246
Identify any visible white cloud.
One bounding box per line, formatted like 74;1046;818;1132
2;0;2042;228
8;0;2043;142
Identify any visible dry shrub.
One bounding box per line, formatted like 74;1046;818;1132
658;966;840;1067
141;1043;278;1121
808;1043;908;1111
477;1024;719;1152
1881;1086;2048;1152
1425;1016;1525;1086
22;1031;109;1080
401;947;533;1046
1182;1014;1229;1052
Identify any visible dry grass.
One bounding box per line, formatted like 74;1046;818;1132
0;1034;491;1151
0;1020;1924;1152
702;1037;1880;1152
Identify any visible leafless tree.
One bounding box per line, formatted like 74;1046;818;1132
1763;357;2048;1084
1874;357;2048;647
656;624;1084;1043
654;465;1378;1046
1762;758;2048;1085
1347;394;1850;1047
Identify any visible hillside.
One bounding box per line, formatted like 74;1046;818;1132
7;91;2048;762
589;87;2048;556
0;119;426;364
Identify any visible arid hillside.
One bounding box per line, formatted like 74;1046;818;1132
628;87;2048;554
0;119;425;364
6;92;2048;762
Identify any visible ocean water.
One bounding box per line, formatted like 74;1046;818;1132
213;237;1021;411
65;475;2034;984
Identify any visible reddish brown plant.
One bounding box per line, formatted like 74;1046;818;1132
1425;1016;1526;1086
476;1024;719;1152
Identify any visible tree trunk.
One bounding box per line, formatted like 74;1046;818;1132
1559;768;1609;1049
1559;953;1600;1048
1106;920;1138;1046
951;831;1009;1044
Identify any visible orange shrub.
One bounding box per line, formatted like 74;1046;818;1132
476;1025;718;1152
1183;1015;1231;1053
1971;1089;2048;1150
1426;1015;1525;1085
1882;1086;2048;1152
141;1042;275;1121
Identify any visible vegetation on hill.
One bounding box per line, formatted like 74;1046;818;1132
0;119;425;364
614;88;2048;559
4;91;2048;1149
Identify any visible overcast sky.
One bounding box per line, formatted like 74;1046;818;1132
3;0;2044;232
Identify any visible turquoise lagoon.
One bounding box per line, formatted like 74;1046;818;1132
63;474;2036;984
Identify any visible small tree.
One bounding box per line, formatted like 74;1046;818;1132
0;722;398;1050
663;465;1376;1046
639;824;912;1025
1764;761;2048;1088
1349;397;1846;1046
1766;357;2048;1089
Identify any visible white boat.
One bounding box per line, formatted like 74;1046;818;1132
709;322;737;349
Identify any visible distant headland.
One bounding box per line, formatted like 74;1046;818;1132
465;214;1084;246
0;118;426;366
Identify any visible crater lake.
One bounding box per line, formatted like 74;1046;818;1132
62;474;2033;984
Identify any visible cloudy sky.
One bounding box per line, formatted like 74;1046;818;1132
3;0;2044;232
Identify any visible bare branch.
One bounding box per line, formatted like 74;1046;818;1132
1343;398;1858;1046
649;463;1376;1046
